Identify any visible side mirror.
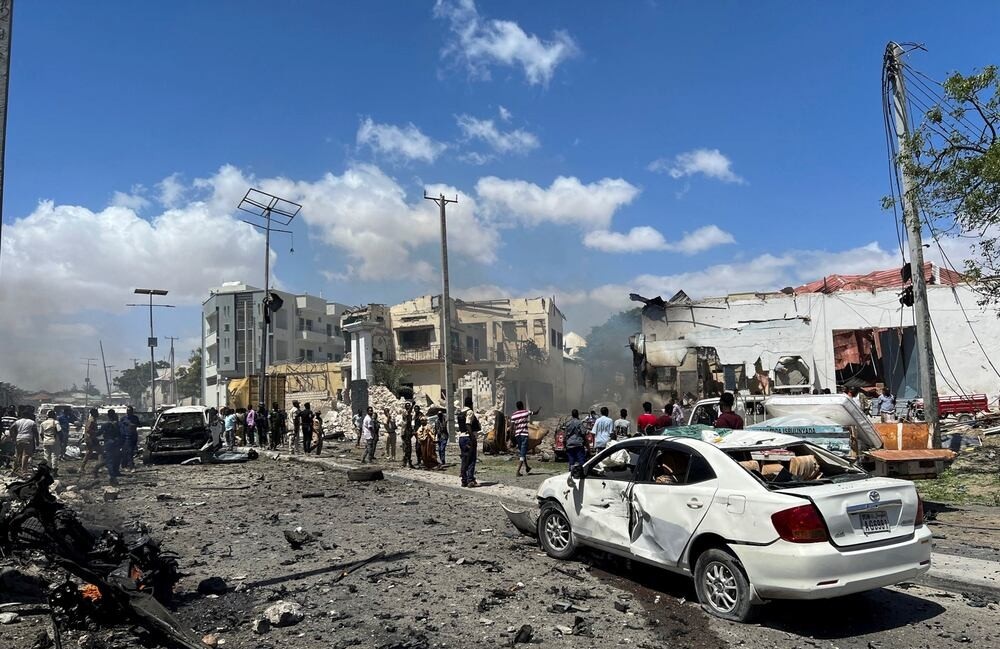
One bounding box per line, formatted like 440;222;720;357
570;465;584;480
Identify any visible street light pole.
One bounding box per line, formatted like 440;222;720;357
424;192;458;439
129;289;173;412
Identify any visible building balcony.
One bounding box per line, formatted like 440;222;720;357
297;329;325;343
204;331;218;348
395;343;493;365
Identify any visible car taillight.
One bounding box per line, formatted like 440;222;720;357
771;504;828;543
915;496;925;526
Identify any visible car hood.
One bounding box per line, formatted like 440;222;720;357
762;394;883;451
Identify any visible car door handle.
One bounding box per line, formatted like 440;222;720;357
687;499;704;509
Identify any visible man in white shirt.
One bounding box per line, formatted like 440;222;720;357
9;412;39;475
39;410;61;472
613;408;630;440
361;406;378;463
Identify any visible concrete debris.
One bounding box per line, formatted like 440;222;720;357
0;611;21;624
201;633;220;647
101;487;119;502
264;600;305;627
283;527;317;550
251;617;271;634
512;624;534;644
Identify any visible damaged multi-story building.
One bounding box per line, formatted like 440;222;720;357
629;263;1000;403
339;295;584;413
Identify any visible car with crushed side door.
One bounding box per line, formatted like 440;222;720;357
523;422;931;622
142;406;211;464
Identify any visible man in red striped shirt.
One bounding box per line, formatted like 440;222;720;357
510;401;541;477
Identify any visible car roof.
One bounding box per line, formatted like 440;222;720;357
161;406;209;414
615;431;807;450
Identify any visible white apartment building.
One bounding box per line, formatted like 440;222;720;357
201;282;348;407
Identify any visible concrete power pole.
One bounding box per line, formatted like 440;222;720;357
81;357;97;407
424;192;458;438
166;336;179;405
885;42;940;446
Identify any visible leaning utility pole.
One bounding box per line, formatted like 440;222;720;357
424;192;458;438
81;357;97;407
237;189;300;406
99;340;112;398
885;42;940;446
166;336;179;405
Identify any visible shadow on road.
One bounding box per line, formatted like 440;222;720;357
580;550;944;638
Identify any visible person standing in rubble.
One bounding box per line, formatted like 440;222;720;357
246;403;258;447
671;395;685;427
312;409;323;455
637;402;658;435
400;401;414;468
257;402;270;449
564;409;587;473
383;407;397;461
360;406;378;463
592;406;614;452
353;409;362;448
100;410;122;486
268;402;285;451
655;403;673;431
510;401;540;477
614;408;630;439
457;396;480;487
434;409;448;465
207;408;224;448
713;392;744;429
289;400;301;454
413;404;424;466
119;406;140;472
80;408;101;475
223;407;237;448
40;410;61;473
301;403;315;453
57;407;73;460
9;410;39;476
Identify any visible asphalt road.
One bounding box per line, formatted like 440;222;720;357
3;454;998;649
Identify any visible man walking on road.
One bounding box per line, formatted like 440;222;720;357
223;408;237;448
80;408;101;475
614;408;630;440
120;406;140;472
40;410;61;473
457;396;480;487
510;401;539;477
9;411;39;476
592;406;614;452
289;401;301;454
434;409;448;464
361;406;378;463
246;404;258;447
57;407;73;460
268;402;285;450
100;410;122;486
383;408;397;461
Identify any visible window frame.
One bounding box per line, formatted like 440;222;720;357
637;441;716;486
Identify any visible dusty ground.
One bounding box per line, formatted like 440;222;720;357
3;447;1000;649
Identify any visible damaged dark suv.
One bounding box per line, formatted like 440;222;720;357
142;406;211;464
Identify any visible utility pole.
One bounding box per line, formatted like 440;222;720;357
166;336;179;405
0;1;13;276
237;189;300;406
81;357;97;407
128;288;174;412
99;340;112;399
424;192;459;438
885;42;940;446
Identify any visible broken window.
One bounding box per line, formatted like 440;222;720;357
642;446;715;485
398;327;432;350
589;445;643;481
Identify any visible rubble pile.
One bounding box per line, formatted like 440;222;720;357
0;465;202;649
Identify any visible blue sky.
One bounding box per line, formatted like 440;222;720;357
2;0;998;389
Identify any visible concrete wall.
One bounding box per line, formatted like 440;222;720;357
636;284;1000;399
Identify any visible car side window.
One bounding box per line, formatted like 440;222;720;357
693;405;717;426
643;445;716;485
588;443;644;482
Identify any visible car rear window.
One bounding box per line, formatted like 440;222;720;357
724;442;866;489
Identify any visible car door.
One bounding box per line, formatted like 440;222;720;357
572;441;647;550
627;441;719;567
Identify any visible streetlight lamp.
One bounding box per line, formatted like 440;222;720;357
128;288;174;412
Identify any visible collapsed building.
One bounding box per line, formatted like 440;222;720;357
630;263;1000;404
339;295;584;413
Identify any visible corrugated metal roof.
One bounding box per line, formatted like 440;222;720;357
794;262;963;294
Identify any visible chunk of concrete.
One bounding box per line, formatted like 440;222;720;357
0;612;21;624
264;601;304;627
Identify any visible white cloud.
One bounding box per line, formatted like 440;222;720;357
458;151;494;166
260;164;499;281
433;0;578;85
156;173;186;207
110;185;149;211
649;148;746;184
356;117;446;163
498;105;512;121
456;114;539;154
476;175;640;229
583;224;735;254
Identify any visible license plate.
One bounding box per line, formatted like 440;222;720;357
859;511;891;535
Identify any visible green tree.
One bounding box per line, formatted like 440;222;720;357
114;361;170;403
894;65;1000;307
175;349;203;400
0;381;26;408
372;361;409;396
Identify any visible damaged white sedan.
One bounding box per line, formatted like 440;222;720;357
513;430;931;621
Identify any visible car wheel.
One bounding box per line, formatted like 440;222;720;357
537;502;576;560
694;547;756;622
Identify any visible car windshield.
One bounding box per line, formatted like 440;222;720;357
723;441;867;489
156;412;206;432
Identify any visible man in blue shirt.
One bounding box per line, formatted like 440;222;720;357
119;406;140;472
876;388;897;423
57;408;74;460
592;406;615;451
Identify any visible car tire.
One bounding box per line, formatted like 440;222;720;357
694;547;756;622
537;502;576;560
347;467;384;482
